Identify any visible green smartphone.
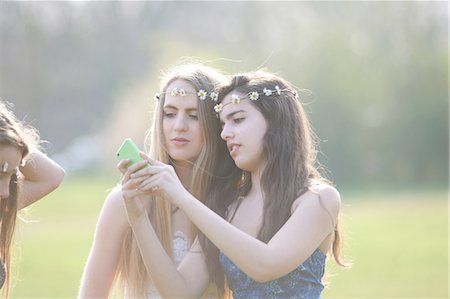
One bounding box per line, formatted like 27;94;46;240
116;138;144;167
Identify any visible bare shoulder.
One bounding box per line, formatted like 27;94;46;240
291;184;341;219
316;184;341;215
103;185;125;209
97;185;128;229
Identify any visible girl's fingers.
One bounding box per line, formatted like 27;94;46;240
122;176;147;190
139;152;165;167
139;151;154;164
123;160;149;180
138;177;160;192
130;164;167;178
117;159;131;174
122;188;144;199
127;159;150;174
122;180;143;195
122;180;152;199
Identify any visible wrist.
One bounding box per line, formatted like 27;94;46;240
127;210;148;226
177;191;196;212
123;196;149;223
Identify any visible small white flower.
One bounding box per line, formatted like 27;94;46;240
231;94;241;104
210;92;218;102
171;87;179;96
263;88;273;96
198;89;207;100
214;103;223;113
275;85;281;95
248;91;259;101
179;88;186;96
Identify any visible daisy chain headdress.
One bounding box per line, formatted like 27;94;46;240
213;85;306;113
154;87;219;103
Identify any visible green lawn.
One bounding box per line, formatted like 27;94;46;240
10;174;118;298
323;190;448;298
8;176;448;298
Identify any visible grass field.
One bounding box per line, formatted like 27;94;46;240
8;175;448;298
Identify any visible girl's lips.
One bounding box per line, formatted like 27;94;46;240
228;143;240;156
171;138;190;146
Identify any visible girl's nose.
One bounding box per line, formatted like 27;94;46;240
220;124;234;141
173;114;188;131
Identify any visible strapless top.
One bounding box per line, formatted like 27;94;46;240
219;249;326;299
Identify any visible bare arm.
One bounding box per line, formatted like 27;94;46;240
18;150;65;209
177;186;339;282
78;187;130;298
131;158;341;283
127;212;210;299
120;160;211;298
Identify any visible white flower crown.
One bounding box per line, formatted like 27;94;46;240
154;87;219;102
213;85;299;113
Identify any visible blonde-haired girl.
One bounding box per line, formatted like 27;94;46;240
79;62;229;298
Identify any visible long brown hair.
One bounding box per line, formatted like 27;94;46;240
113;63;228;297
200;71;348;295
0;100;39;299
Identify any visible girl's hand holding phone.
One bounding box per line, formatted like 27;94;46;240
116;138;191;209
116;138;151;221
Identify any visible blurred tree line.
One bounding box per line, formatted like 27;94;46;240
0;1;447;187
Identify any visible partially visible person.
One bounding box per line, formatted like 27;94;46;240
0;100;65;298
78;62;229;298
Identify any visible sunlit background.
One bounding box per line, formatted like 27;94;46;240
0;1;447;298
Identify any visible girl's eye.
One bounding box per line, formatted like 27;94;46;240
189;114;199;120
163;112;175;118
234;117;245;124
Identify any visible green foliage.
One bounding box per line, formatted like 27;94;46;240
1;2;446;186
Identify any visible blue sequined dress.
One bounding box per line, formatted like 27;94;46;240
219;248;326;299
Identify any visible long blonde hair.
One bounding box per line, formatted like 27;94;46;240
0;100;39;299
113;63;228;297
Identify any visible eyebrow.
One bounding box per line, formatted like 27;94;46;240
220;109;246;122
163;105;198;112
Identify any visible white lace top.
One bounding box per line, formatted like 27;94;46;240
172;230;190;266
144;230;190;298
